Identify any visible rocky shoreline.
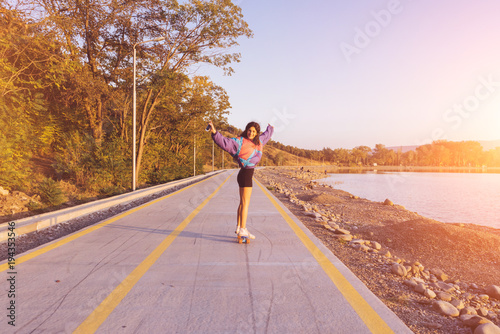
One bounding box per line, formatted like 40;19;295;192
255;167;500;334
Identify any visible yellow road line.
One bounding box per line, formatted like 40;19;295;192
0;172;224;273
256;180;394;334
73;173;232;333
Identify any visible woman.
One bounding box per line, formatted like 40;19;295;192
208;121;274;240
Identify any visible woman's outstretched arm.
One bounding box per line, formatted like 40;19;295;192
208;121;239;156
259;124;274;146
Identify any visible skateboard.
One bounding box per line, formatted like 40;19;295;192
237;235;250;244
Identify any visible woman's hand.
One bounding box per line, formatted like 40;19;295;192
208;121;216;134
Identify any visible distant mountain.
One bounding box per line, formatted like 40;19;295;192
386;140;500;153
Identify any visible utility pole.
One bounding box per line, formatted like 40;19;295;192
193;133;196;176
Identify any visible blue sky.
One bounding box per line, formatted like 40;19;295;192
199;0;500;150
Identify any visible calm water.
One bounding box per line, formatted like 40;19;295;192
317;172;500;229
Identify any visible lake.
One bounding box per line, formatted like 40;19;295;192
316;171;500;229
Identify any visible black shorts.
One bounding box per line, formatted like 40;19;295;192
237;168;254;188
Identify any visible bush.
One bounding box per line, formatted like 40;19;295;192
0;132;32;191
37;178;66;206
53;132;94;186
99;185;126;197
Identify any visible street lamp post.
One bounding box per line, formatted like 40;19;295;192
132;36;165;191
193;133;196;176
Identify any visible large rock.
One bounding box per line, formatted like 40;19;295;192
404;280;418;289
486;285;500;300
305;212;322;219
477;308;489;317
436;292;453;301
479;294;490;301
328;222;340;229
451;299;465;310
391;263;407;277
430;281;455;292
430;268;449;282
474;323;500;334
424;289;437;299
332;234;354;242
460;307;478;316
383;198;394;206
415;283;426;294
461;315;492;328
334;228;351;235
433;301;459;317
359;245;371;252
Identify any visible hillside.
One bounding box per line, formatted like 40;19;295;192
264;144;327;167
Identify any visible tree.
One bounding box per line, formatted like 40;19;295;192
401;150;417;166
485;147;500;166
321;147;334;163
132;0;252;185
372;144;390;165
352;146;371;165
0;5;72;188
14;0;250;186
14;0;149;145
137;75;230;182
0;5;69;98
332;148;350;165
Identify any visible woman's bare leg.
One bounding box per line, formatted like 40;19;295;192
237;201;242;233
238;187;252;229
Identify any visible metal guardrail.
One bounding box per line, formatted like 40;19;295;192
0;170;226;242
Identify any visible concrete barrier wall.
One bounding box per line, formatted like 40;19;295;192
0;170;225;242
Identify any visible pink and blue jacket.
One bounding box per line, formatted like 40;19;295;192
211;125;274;169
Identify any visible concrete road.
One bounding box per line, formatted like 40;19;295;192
1;170;412;333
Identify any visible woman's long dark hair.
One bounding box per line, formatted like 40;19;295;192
240;122;261;146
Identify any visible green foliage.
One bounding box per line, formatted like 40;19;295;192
0;7;70;98
99;185;126;197
93;137;130;190
274;152;285;166
0;101;33;190
54;132;130;192
53;132;94;186
414;140;485;167
37;178;66;206
27;200;43;211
